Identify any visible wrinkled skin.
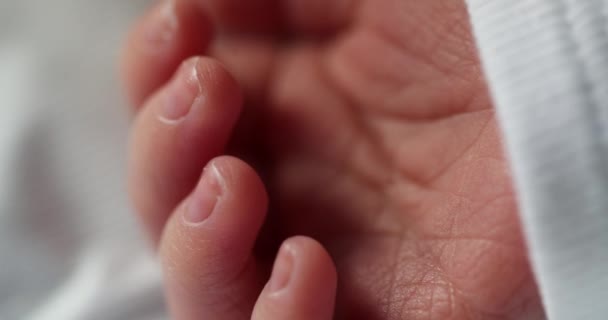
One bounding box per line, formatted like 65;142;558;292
125;0;545;318
199;0;544;319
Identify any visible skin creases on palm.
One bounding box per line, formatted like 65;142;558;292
213;0;544;319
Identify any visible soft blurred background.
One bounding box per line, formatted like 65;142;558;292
0;1;166;319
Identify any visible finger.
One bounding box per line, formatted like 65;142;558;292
209;38;276;101
128;57;242;244
252;236;338;320
160;156;268;320
121;0;213;108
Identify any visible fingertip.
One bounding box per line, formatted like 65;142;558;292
128;57;243;243
207;156;268;212
159;156;268;282
253;236;338;320
121;0;214;108
179;156;268;234
159;156;269;319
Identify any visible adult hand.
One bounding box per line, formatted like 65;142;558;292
122;0;544;318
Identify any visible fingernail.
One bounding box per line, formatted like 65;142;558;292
159;58;202;123
184;163;224;224
269;243;295;293
145;0;178;47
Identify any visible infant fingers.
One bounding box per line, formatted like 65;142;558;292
252;236;338;320
121;0;213;109
159;156;268;320
128;57;242;244
157;157;337;320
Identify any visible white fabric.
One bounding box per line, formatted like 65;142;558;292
466;0;608;319
0;1;165;319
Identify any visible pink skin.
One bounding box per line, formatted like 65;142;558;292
123;0;544;319
128;54;338;319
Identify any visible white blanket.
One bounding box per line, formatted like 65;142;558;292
0;1;165;319
467;1;608;319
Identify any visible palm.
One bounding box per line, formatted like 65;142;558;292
211;0;541;318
